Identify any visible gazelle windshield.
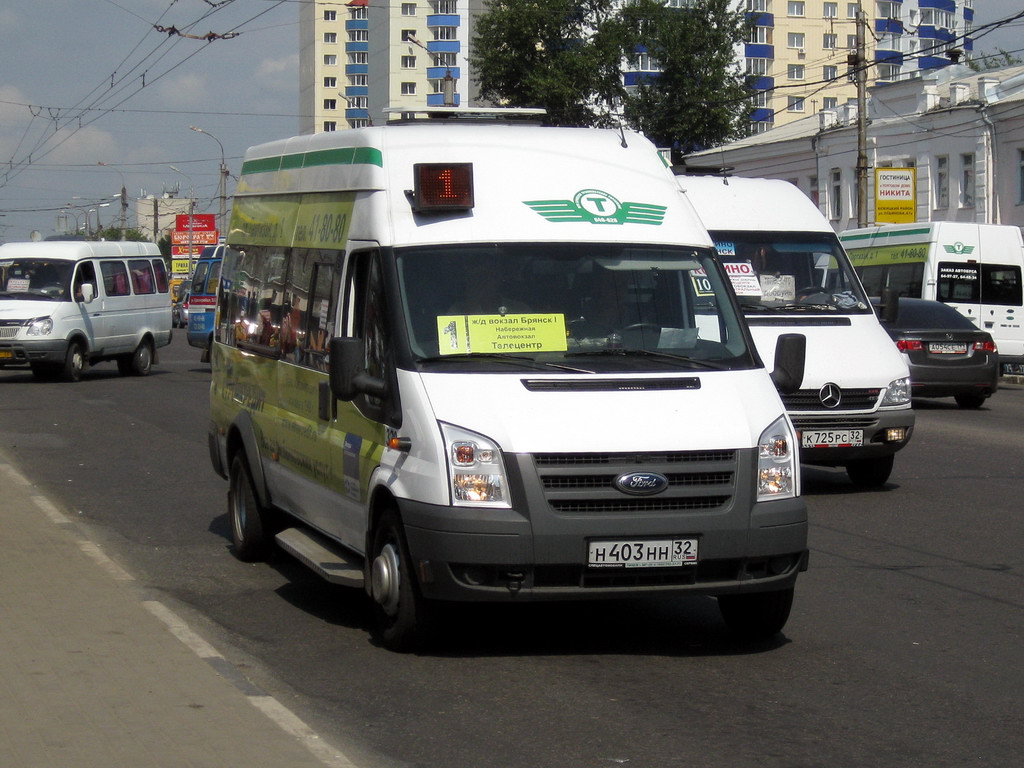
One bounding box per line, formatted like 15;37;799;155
709;231;872;314
0;259;74;301
394;242;755;373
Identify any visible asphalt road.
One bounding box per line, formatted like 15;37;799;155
2;332;1021;768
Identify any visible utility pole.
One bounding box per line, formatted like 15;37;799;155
854;3;870;226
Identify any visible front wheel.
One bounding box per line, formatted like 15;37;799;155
718;587;794;641
60;340;86;382
845;454;894;487
370;508;432;652
228;453;273;562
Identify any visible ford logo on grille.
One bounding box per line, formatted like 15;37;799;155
614;472;669;496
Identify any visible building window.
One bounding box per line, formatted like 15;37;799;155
788;32;805;49
750;121;772;135
824;65;838;81
349;74;368;86
401;29;417;42
747;0;768;10
324;10;336;22
823;97;838;109
348;52;368;64
877;2;900;20
751;90;771;108
877;63;901;81
324;32;337;44
749;26;771;44
635;53;660;71
323;54;337;66
788;2;805;17
847;35;858;50
788;64;805;80
401;55;416;69
824;2;838;18
847;3;858;18
350;119;369;128
402;3;417;15
323;77;337;88
323;121;337;132
810;176;819;206
433;0;457;11
823;33;837;49
349;29;368;42
830;169;842;219
434;52;457;67
323;99;337;110
746;58;769;76
433;26;458;41
350;96;368;109
350;7;367;20
961;153;975;208
788;96;805;112
401;82;416;95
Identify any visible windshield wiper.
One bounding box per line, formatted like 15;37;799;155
564;348;729;370
417;353;594;373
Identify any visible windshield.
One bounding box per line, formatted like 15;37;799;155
394;243;754;373
709;231;871;314
0;258;74;301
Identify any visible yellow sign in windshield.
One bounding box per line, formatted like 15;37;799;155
437;314;568;355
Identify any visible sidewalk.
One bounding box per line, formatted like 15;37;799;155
0;453;354;768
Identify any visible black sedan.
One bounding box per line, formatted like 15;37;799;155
878;297;998;409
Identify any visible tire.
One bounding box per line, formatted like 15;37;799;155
954;392;986;409
128;340;154;376
718;587;794;641
60;340;86;382
845;454;894;487
369;507;431;652
228;453;273;562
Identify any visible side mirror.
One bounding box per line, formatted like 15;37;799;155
879;287;900;325
771;333;806;395
80;284;95;304
328;336;386;402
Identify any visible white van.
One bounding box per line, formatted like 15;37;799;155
677;175;913;487
0;240;172;381
840;222;1024;371
209;117;809;650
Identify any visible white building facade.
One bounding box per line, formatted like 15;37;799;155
683;64;1024;232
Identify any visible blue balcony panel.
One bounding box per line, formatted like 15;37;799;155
426;14;460;27
345;108;369;119
750;108;774;123
876;50;904;64
345;19;368;30
917;56;951;71
426;66;461;80
345;64;369;75
751;76;774;91
919;0;955;12
746;12;773;26
345;41;368;53
427;93;462;107
623;71;661;87
427;41;461;54
964;8;973;22
345;86;368;97
746;43;774;59
875;19;904;34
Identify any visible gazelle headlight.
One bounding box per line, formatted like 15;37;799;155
26;317;53;336
441;423;510;508
881;376;911;406
757;415;799;501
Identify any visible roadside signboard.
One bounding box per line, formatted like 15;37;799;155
874;168;916;224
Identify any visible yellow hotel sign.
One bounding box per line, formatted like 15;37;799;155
874;168;916;224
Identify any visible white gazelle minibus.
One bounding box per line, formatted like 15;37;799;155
209;116;809;650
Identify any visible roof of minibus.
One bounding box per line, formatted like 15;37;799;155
676;175;834;235
0;240;160;261
840;222;1024;247
234;122;713;249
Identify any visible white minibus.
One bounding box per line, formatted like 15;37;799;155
209;116;809;650
677;175;913;487
840;222;1024;372
0;240;172;381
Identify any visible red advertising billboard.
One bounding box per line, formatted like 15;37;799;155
176;213;216;232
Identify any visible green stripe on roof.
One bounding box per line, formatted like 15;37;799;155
840;227;932;242
241;146;383;176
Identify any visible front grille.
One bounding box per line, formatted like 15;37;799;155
791;416;877;430
782;388;880;411
532;450;737;515
0;327;20;339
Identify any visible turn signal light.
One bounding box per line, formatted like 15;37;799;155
973;340;997;353
413;163;474;212
895;339;923;352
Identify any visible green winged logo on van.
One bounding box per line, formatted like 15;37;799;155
523;189;667;226
943;242;975;255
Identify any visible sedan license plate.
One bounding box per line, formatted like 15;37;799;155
0;349;13;359
801;429;863;448
928;342;967;354
588;538;698;568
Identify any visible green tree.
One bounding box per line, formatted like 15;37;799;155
618;0;752;159
471;0;752;155
96;226;149;242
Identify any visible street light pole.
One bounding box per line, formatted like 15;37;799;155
189;126;228;237
169;165;196;275
97;162;128;239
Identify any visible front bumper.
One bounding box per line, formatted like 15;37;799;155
791;407;915;466
0;338;70;366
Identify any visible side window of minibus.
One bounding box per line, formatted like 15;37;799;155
73;262;98;302
304;259;339;372
151;259;169;293
100;261;131;297
346;250;392;422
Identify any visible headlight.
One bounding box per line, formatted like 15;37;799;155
881;376;911;406
757;415;799;501
26;317;53;336
441;423;510;508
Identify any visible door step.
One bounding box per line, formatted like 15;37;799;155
275;527;364;588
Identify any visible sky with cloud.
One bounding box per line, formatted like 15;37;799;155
0;1;1022;241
